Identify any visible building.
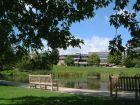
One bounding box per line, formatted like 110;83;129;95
58;53;88;66
58;52;109;66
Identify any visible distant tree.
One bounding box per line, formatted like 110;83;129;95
50;49;59;65
16;55;32;70
133;56;140;68
108;52;122;65
108;35;125;65
16;52;53;70
122;56;135;68
31;52;53;70
87;54;100;66
64;55;74;66
109;35;125;55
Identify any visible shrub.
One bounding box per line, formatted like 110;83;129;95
123;57;135;68
16;53;53;71
133;57;140;68
108;52;122;65
64;56;75;66
87;54;100;66
3;64;14;70
15;55;33;70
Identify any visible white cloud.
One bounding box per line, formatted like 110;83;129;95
104;16;110;23
59;35;111;55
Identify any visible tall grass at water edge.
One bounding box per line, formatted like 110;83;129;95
0;66;140;82
52;66;140;81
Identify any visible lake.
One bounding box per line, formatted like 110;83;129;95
1;73;110;91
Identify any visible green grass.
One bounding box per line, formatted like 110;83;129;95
0;86;140;105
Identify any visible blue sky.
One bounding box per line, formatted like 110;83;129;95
70;8;131;42
59;2;132;54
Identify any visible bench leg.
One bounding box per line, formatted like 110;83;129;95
40;85;43;89
115;89;117;98
51;85;53;91
30;84;36;88
110;91;113;96
135;91;138;100
29;84;31;88
57;85;59;91
110;84;113;96
45;85;47;90
35;84;37;88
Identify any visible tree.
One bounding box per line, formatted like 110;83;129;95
108;52;122;65
49;49;59;65
108;35;125;65
64;55;74;66
122;56;135;68
109;0;140;55
0;0;112;51
16;55;32;70
16;52;53;70
1;0;140;60
109;35;125;55
0;43;28;70
87;54;100;66
133;57;140;68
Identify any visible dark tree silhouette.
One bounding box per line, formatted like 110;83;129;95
0;0;140;61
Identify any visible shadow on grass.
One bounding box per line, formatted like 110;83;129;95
0;95;140;105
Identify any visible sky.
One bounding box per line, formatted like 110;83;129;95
59;2;133;55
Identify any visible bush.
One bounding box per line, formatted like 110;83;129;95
123;57;135;68
15;55;33;70
87;54;100;66
16;53;53;71
3;64;14;70
64;56;75;66
108;52;122;65
133;58;140;68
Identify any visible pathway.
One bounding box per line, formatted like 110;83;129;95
57;87;136;99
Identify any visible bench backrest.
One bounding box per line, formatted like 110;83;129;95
29;74;53;83
29;75;41;83
109;75;140;91
40;75;52;83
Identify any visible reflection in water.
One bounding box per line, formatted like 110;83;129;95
100;82;109;91
58;79;109;91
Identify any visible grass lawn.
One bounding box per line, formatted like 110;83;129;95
0;86;140;105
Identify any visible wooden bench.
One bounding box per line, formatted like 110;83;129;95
29;74;59;91
109;75;140;99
